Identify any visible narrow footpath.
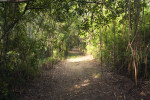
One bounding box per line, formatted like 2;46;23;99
19;48;150;100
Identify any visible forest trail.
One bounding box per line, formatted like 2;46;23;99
19;48;140;100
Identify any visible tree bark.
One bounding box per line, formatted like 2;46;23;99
113;20;116;71
0;0;30;40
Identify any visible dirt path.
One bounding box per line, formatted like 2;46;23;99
18;48;149;100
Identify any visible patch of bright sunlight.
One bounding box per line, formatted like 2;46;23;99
81;83;90;87
92;73;101;79
67;55;93;62
83;79;90;83
74;85;81;89
74;79;90;89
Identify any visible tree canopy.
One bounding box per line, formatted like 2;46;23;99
0;0;150;99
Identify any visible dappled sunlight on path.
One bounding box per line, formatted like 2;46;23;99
67;55;93;62
19;48;135;100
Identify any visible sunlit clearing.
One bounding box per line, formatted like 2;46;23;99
92;73;101;79
67;55;93;62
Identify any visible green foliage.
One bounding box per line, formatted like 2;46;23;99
0;0;150;99
0;1;82;98
78;0;150;81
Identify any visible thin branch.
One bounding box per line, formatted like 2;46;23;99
28;7;45;10
0;0;34;3
0;0;31;40
28;0;52;10
75;0;103;4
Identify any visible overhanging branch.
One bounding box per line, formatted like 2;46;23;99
0;0;31;40
75;0;103;4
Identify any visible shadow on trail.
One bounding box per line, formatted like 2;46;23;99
19;47;135;100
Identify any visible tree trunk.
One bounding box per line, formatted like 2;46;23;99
100;27;103;68
142;0;147;78
113;21;116;71
133;0;141;86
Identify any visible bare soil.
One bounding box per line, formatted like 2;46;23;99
18;48;150;100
